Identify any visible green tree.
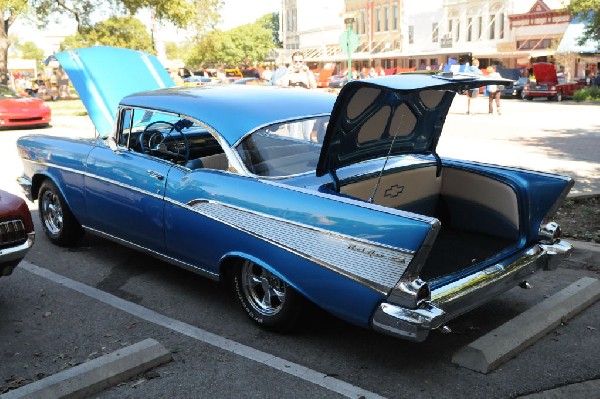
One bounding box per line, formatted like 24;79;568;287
0;0;222;84
568;0;600;50
258;12;282;47
165;40;193;63
17;41;45;71
1;0;29;84
186;14;275;68
60;17;155;53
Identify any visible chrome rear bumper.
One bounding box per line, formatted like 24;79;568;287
371;240;572;342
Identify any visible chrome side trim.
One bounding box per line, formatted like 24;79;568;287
82;226;219;281
26;159;417;293
24;158;166;202
183;199;414;294
371;240;573;341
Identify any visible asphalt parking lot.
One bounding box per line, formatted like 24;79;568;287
0;96;599;398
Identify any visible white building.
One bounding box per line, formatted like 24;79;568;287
281;0;345;62
282;0;598;79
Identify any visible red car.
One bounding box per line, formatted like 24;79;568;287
0;189;35;277
0;85;51;128
523;63;584;102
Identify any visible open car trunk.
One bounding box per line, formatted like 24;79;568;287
338;163;520;281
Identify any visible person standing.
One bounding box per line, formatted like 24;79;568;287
466;59;482;115
261;67;272;82
271;61;288;85
279;52;317;89
486;65;502;115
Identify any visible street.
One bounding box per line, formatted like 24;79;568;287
0;96;599;398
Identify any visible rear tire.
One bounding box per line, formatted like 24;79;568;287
232;260;303;332
38;179;84;246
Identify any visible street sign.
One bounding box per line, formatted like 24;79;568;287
339;30;359;54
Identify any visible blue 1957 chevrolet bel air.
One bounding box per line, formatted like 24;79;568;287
17;47;573;341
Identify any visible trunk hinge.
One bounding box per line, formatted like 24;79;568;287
329;170;340;192
429;151;442;177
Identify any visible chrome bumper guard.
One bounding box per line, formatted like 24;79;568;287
0;232;35;276
371;240;573;342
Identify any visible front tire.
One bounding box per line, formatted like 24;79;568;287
232;260;303;332
38;180;84;246
555;90;563;102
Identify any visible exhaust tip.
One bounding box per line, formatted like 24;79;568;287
519;281;533;289
439;325;452;334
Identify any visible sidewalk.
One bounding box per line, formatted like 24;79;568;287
443;96;600;196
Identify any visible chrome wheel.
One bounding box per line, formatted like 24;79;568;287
40;189;63;235
240;260;286;316
232;259;304;331
38;180;84;246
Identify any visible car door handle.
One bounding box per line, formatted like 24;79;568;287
147;170;164;180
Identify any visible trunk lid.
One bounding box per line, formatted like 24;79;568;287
316;72;510;178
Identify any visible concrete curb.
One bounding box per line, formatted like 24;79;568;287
568;240;600;268
0;338;172;399
452;277;600;373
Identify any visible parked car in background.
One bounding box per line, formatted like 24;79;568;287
328;75;348;88
0;85;51;128
232;77;263;85
501;77;530;99
183;76;217;87
0;189;35;278
316;67;336;88
17;46;573;342
523;63;584;101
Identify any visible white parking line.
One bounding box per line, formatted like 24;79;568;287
21;261;386;399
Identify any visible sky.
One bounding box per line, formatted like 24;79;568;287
12;0;281;40
219;0;281;30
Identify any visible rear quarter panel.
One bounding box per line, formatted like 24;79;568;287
164;167;435;327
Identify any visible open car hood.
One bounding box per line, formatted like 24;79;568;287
531;63;558;84
55;46;173;136
316;72;511;177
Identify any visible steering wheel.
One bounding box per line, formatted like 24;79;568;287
139;121;190;162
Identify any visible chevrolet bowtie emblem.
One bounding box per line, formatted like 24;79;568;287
384;184;404;197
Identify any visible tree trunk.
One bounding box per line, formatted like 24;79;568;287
0;19;9;86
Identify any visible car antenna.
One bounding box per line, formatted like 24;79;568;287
368;114;404;204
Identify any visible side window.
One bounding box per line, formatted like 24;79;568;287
115;107;227;169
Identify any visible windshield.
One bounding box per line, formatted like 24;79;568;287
236;116;329;177
0;85;20;99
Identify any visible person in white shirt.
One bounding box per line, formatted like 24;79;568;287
279;52;317;89
486;65;502;115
